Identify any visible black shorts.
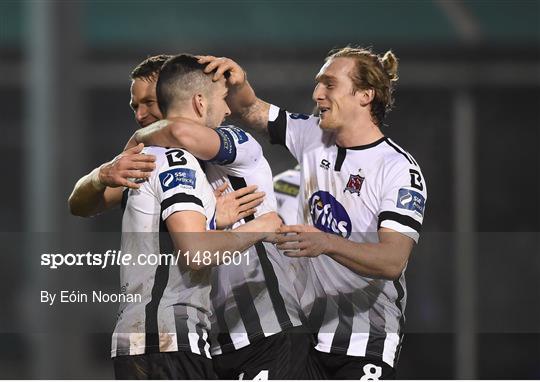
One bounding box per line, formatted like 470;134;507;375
314;350;396;380
113;351;216;380
212;326;323;379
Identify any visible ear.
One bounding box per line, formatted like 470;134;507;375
192;93;205;118
358;88;375;107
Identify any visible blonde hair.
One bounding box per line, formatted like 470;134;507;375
327;46;399;126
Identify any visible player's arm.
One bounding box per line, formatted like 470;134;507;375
127;121;266;227
68;143;156;217
128;121;263;172
276;225;413;280
166;211;281;271
68;170;122;217
197;56;320;165
127;119;221;161
276;160;427;280
197;55;271;136
326;228;413;280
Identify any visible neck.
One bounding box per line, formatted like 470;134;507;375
334;119;384;148
166;107;202;124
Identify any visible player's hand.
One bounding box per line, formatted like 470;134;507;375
197;55;247;86
98;143;156;189
248;212;282;240
214;183;265;229
275;225;328;258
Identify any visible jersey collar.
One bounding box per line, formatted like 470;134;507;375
336;136;386;151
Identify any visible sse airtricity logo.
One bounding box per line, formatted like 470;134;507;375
159;168;196;192
309;191;352;238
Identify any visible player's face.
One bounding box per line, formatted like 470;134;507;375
312;57;362;131
205;78;231;128
130;78;163;128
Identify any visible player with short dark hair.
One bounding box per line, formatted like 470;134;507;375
194;47;427;379
111;53;282;379
128;55;314;379
69;53;260;228
71;52;312;379
156;54;230;129
129;54;171;129
68;54;276;379
68;55;168;217
130;54;171;81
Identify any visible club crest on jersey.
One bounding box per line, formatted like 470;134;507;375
159;168;196;192
309;191;352;238
344;173;364;195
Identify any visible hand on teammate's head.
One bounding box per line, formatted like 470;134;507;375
197;55;246;86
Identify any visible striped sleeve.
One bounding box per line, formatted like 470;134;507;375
377;158;427;243
160;193;204;221
154;149;206;221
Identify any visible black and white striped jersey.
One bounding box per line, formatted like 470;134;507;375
111;146;216;358
267;106;427;368
273;165;301;225
205;126;304;355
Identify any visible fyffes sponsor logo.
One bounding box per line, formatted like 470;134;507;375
309;191;351;238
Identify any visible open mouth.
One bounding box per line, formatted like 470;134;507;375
319;107;330;117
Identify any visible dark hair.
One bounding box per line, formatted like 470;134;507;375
327;46;399;127
130;54;172;81
156;53;212;117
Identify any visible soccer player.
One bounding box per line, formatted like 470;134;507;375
111;54;282;379
113;146;279;379
196;47;428;379
128;55;312;379
67;56;162;217
68;55;261;226
66;55;276;379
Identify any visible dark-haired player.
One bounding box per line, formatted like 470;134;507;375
111;53;282;379
68;54;262;223
130;54;311;380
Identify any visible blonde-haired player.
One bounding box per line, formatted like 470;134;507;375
195;46;427;379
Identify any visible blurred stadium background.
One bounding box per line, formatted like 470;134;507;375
1;0;539;379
